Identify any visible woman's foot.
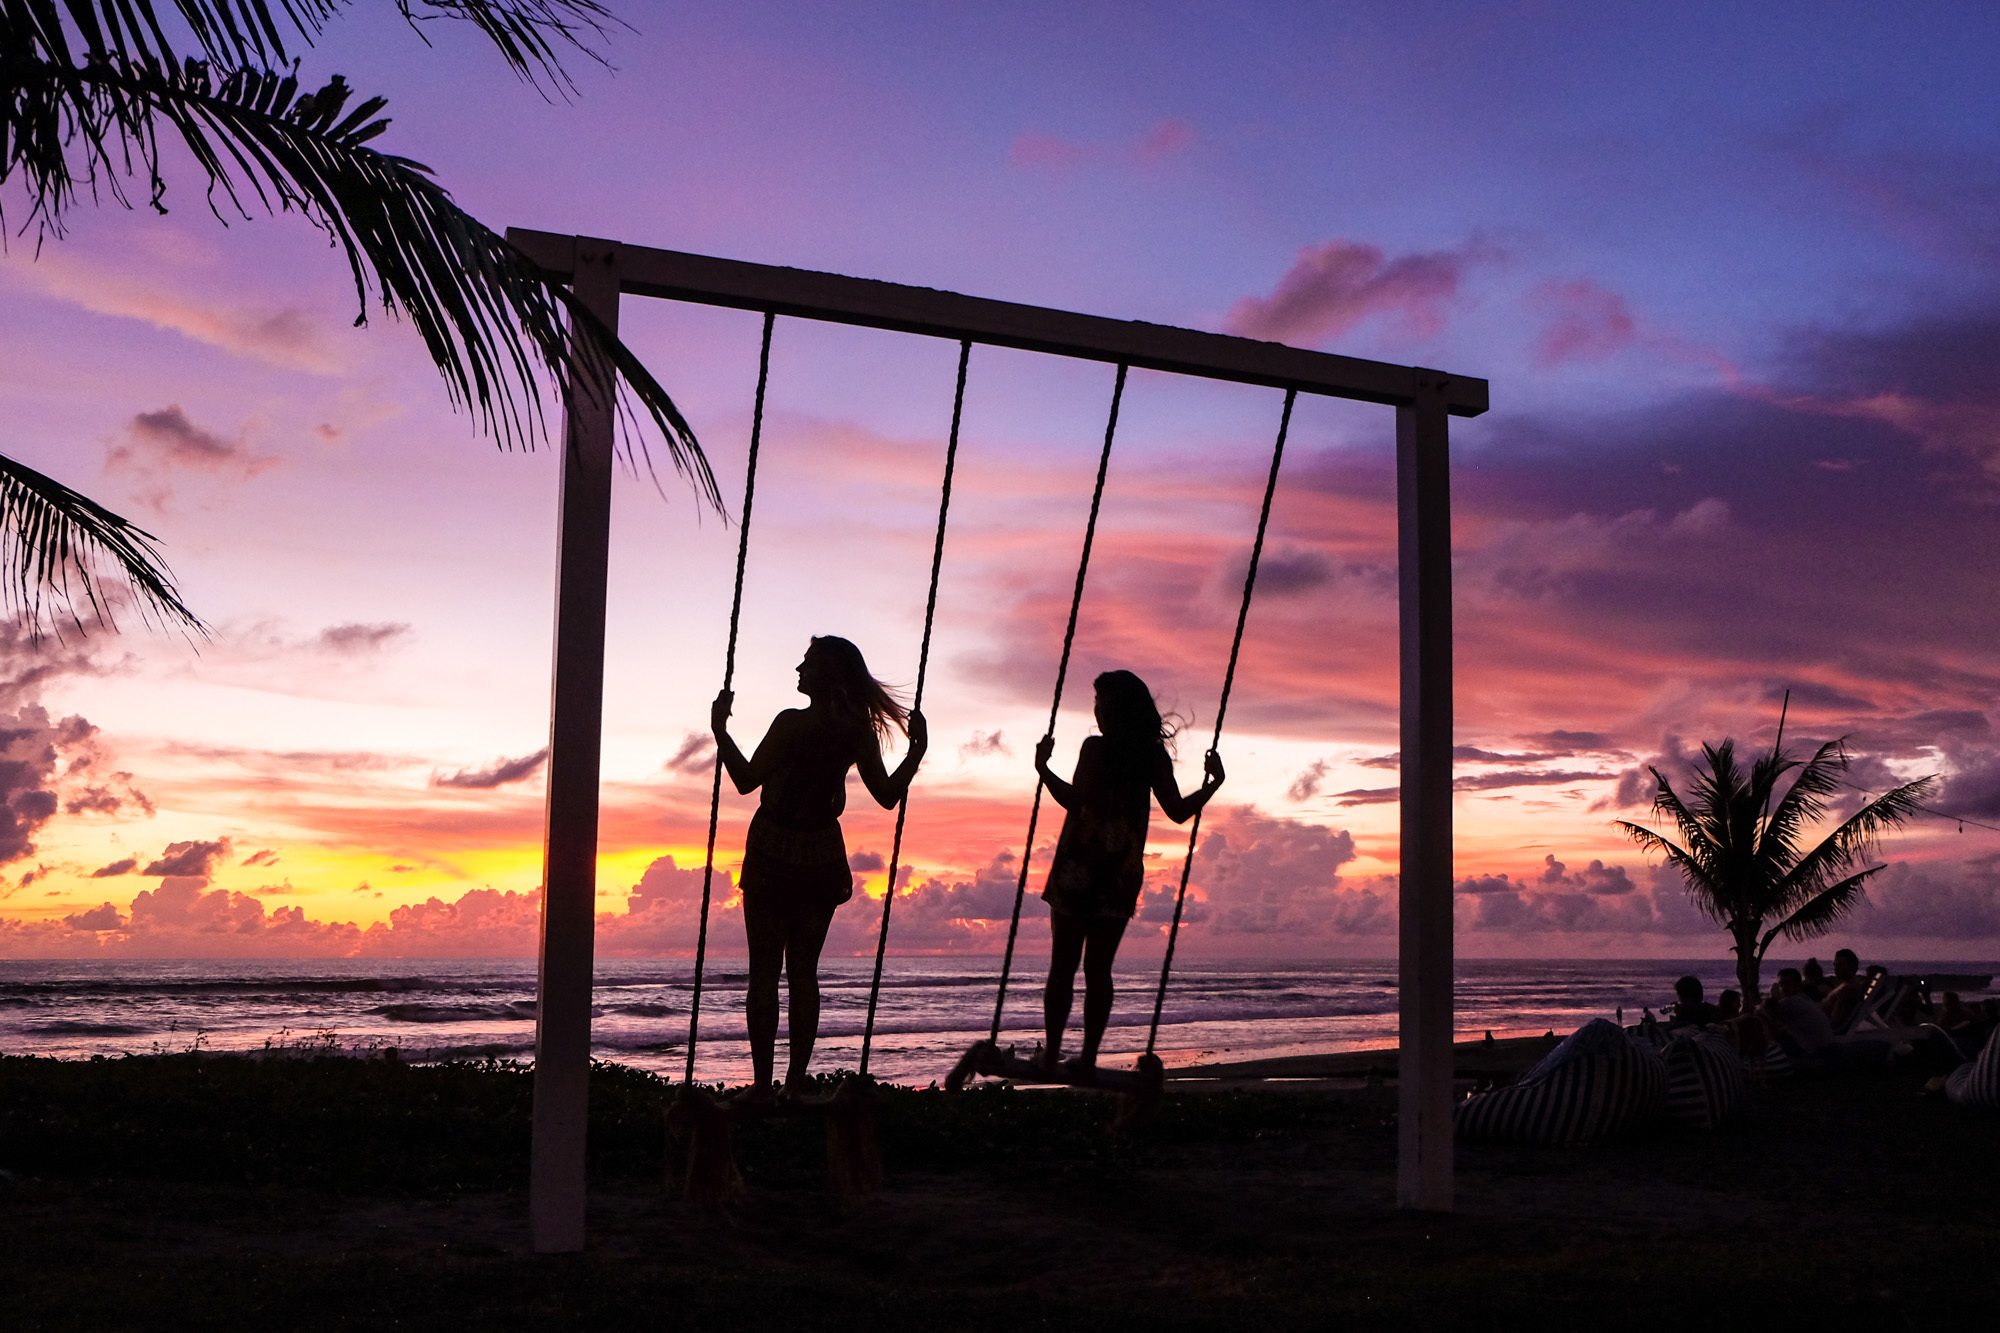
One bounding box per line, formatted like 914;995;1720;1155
727;1082;777;1109
1061;1055;1098;1085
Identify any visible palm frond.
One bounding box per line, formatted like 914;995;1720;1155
1755;738;1843;873
1767;867;1882;944
9;2;327;73
1774;773;1937;911
1649;768;1724;874
394;2;622;97
0;449;204;635
21;3;606;75
1687;741;1756;860
1680;746;1779;915
7;53;718;506
1614;819;1729;925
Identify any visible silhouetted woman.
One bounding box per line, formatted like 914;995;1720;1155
711;635;927;1098
1035;669;1223;1074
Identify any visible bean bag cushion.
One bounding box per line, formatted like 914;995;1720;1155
1659;1029;1746;1129
1456;1019;1666;1146
1745;1043;1793;1082
1945;1026;2000;1108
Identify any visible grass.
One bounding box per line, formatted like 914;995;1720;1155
2;1050;1996;1328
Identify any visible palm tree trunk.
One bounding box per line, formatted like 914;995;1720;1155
1733;926;1763;1003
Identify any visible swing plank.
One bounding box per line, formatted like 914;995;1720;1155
946;1040;1163;1094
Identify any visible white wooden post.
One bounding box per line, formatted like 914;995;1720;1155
529;238;621;1253
1396;373;1454;1211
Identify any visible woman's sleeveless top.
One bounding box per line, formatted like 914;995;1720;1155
1042;735;1154;920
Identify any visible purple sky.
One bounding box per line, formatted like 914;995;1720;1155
3;2;1999;961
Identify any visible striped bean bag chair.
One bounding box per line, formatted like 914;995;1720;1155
1659;1030;1746;1129
1746;1044;1793;1082
1945;1026;2000;1108
1456;1019;1667;1147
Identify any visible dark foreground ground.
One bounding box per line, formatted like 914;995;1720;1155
2;1050;1995;1329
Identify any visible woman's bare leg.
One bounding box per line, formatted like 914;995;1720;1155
1044;909;1088;1067
742;893;785;1092
782;901;838;1091
1078;915;1129;1067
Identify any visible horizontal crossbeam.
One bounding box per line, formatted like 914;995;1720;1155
506;229;1487;417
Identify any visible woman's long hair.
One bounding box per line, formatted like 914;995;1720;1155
810;635;909;744
1093;669;1178;759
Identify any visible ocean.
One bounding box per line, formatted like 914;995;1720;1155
2;956;1992;1086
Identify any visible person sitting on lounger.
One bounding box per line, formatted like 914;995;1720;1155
1667;975;1720;1029
1821;949;1867;1030
1764;967;1838;1063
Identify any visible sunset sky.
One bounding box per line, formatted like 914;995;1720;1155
4;2;1998;963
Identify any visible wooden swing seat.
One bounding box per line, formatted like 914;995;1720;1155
945;1039;1164;1093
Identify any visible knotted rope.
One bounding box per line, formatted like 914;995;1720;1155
683;311;776;1083
857;340;972;1077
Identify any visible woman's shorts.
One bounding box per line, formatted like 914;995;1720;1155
739;808;853;912
1041;859;1140;921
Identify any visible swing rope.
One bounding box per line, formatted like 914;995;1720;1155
987;363;1130;1045
1145;387;1296;1055
683;311;777;1085
857;340;973;1078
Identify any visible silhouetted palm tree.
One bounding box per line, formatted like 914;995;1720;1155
1617;737;1934;1001
2;1;717;634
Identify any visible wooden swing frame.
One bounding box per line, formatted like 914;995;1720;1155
505;228;1486;1252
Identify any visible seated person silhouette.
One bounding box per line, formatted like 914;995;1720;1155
1821;948;1867;1031
1667;974;1721;1029
1762;968;1838;1063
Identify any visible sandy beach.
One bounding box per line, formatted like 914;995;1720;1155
3;1047;1995;1328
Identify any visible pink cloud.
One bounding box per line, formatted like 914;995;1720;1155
1009;131;1094;172
12;248;341;373
117;406;265;474
956;515;1405;744
432;748;550;790
1181;807;1364;941
1453;858;1710;939
314;622;411;656
1136;118;1196;163
374;885;542;954
1286;761;1329;802
1530;278;1638;367
663;732;717;775
103;404;280;511
1224;237;1501;346
64;903;125;930
142;838;232;878
1009;118;1197;173
958;730;1009;760
1;703;103;864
